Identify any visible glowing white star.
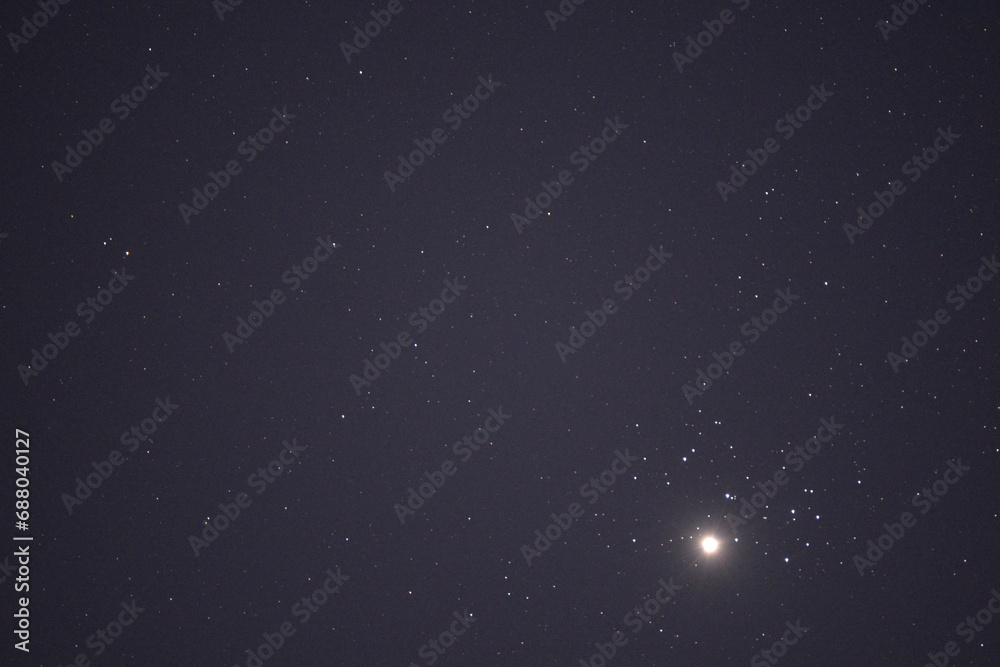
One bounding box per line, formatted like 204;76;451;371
701;536;719;554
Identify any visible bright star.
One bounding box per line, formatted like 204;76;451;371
701;536;719;554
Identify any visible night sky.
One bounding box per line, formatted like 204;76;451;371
4;1;1000;666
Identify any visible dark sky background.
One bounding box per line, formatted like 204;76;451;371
3;1;1000;665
